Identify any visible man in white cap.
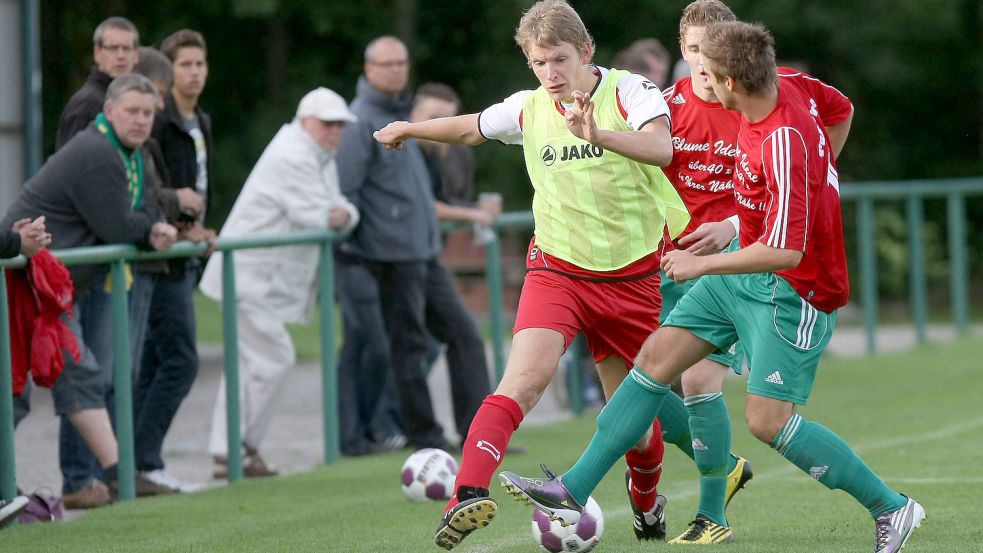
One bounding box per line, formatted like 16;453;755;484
199;87;359;477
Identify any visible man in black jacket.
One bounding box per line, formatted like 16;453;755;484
55;17;139;150
138;28;218;489
4;74;178;507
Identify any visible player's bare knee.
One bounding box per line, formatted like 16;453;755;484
744;409;785;444
494;370;551;413
633;340;662;377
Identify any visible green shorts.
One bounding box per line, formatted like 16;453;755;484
661;270;743;373
663;270;836;405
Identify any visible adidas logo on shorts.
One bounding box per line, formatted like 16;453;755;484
765;371;784;385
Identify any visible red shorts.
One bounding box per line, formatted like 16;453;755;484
513;238;663;365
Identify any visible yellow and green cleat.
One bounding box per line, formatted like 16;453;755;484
434;497;498;550
668;516;734;544
724;455;753;508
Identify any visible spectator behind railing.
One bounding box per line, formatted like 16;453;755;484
199;87;359;478
129;46;211;495
49;15;143;511
335;36;447;454
411;82;495;446
135;29;217;494
55;16;140;151
0;73;178;509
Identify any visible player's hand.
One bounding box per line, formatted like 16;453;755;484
661;249;706;284
373;121;410;150
327;206;351;229
149;222;179;252
564;90;599;143
678;220;737;256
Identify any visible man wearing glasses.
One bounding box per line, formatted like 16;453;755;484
56;17;140;149
336;36;456;453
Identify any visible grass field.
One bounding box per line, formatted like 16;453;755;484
4;338;981;552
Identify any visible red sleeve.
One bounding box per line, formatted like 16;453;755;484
760;126;810;251
779;68;853;127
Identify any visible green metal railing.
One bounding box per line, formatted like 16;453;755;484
0;230;340;503
841;177;982;352
1;177;980;506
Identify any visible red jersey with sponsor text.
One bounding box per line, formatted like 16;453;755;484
661;77;741;248
733;82;849;313
661;70;851;250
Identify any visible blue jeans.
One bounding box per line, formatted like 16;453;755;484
133;265;198;472
335;254;399;454
59;271;113;494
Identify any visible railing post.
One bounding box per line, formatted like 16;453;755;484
906;196;927;344
319;240;339;464
221;251;244;481
484;231;506;382
0;268;18;503
110;260;135;500
857;197;878;354
947;193;969;335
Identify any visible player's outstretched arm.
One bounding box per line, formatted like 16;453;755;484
374;113;485;149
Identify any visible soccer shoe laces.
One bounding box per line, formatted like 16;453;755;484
540;463;559;480
680;517;710;541
874;513;893;551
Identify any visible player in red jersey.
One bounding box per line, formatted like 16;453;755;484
646;0;856;538
500;20;924;553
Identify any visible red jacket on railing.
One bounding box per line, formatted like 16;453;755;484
5;250;79;395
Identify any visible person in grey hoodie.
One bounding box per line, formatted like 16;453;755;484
336;36;451;451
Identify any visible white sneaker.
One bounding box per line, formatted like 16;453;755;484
143;469;205;493
874;496;925;553
0;495;29;526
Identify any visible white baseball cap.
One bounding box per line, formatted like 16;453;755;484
296;87;357;123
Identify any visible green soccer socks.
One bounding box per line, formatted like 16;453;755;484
563;368;670;505
686;393;731;526
773;414;907;517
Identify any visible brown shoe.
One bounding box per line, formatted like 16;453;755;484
134;473;179;496
63;480;111;509
212;452;279;479
243;451;278;478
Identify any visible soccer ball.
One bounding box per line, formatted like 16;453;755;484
400;448;458;502
530;496;604;553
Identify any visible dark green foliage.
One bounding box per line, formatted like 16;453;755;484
39;1;982;236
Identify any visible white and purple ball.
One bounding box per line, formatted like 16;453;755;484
400;448;459;502
531;496;604;553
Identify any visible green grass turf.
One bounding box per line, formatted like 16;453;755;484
6;338;980;552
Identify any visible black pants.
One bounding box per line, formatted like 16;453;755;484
336;254;400;453
422;259;491;438
362;259;446;448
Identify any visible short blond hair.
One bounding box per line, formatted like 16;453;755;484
701;21;777;95
514;0;595;57
679;0;737;42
